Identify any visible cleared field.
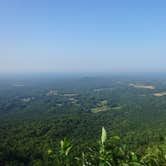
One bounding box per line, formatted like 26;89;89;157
91;100;109;113
129;84;155;90
64;93;78;97
91;100;121;113
153;92;166;97
46;90;58;96
91;106;109;113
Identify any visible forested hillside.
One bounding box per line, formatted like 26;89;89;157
1;75;166;165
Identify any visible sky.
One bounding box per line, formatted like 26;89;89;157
0;0;166;73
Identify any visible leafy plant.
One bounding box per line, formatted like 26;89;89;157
46;127;166;166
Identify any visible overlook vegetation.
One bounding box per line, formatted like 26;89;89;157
47;127;166;166
1;75;166;165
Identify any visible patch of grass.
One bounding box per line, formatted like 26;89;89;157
64;93;78;97
91;100;110;113
153;92;166;97
129;83;155;90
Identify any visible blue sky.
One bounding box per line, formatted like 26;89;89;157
0;0;166;73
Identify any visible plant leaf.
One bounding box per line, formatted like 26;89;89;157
101;127;107;144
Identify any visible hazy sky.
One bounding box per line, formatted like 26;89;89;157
0;0;166;73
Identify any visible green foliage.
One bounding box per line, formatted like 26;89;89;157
45;127;166;166
1;77;166;165
60;138;72;156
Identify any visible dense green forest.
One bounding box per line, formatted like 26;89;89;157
1;75;166;165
